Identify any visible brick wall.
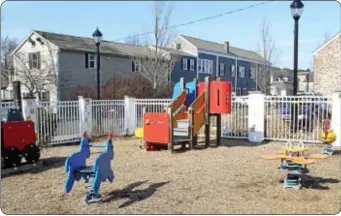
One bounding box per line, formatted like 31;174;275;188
313;34;341;96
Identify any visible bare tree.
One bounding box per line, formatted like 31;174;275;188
1;36;18;88
12;42;60;99
256;18;279;94
126;1;179;96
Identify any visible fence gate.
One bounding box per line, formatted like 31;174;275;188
220;96;249;139
264;96;332;143
91;100;125;137
36;101;80;145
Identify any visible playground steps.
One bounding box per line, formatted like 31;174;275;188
173;119;190;137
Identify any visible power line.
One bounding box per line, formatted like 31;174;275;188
113;1;274;42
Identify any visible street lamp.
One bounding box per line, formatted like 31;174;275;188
290;0;304;96
290;0;304;133
92;27;103;100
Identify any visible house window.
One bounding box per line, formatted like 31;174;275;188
283;77;289;82
189;59;195;71
198;58;213;74
85;53;96;69
132;61;143;72
231;65;236;77
250;68;256;79
182;58;188;70
219;63;225;76
29;52;41;69
239;66;245;78
39;91;50;101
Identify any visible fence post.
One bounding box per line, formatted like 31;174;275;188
331;92;341;147
22;97;38;140
248;91;265;143
22;97;38;122
79;96;93;138
124;96;136;136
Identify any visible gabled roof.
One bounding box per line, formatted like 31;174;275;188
312;32;341;56
33;30;155;57
12;30;193;58
180;35;266;63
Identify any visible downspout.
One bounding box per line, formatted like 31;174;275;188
216;55;219;78
196;56;199;79
234;57;238;94
256;63;258;91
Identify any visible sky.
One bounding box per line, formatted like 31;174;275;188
1;0;340;70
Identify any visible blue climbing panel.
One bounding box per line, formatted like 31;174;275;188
172;81;197;108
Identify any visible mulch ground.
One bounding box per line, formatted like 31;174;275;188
1;138;340;214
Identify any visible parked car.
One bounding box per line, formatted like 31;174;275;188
276;95;331;132
233;96;248;107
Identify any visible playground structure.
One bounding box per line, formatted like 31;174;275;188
64;131;115;205
261;141;329;190
138;76;232;153
1;81;40;169
320;118;336;156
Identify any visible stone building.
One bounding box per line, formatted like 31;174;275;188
313;32;341;96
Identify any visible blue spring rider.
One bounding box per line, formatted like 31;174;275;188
64;131;115;204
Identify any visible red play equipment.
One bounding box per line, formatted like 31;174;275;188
142;76;232;153
1;81;40;168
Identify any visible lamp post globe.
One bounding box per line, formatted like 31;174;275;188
92;27;103;46
290;0;304;21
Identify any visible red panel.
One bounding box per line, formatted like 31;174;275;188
210;81;232;114
143;113;170;144
3;120;37;151
196;81;232;114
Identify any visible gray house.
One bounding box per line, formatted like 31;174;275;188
169;35;267;95
9;30;190;101
9;30;269;102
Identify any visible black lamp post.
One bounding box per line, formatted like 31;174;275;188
290;0;304;96
92;27;103;100
290;0;304;133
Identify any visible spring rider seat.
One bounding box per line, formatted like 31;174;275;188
320;119;336;156
64;131;115;204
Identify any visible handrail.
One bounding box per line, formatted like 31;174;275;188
165;90;187;113
190;92;205;111
173;105;187;128
189;92;206;136
193;107;206;135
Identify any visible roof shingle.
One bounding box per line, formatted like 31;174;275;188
34;30;194;57
180;35;265;62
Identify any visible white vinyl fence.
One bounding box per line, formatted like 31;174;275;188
36;101;80;145
264;96;332;143
91;100;125;137
0;93;338;146
135;99;172;128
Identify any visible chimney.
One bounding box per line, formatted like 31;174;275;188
224;41;230;53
